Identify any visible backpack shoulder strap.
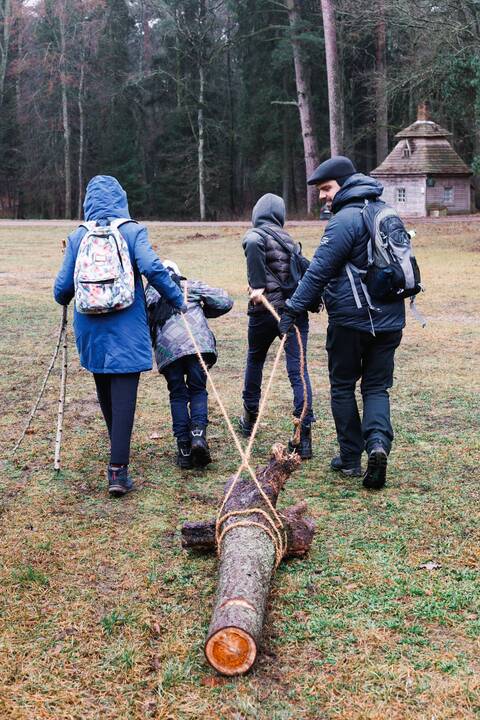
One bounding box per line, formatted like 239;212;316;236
79;221;96;231
110;218;138;230
253;226;296;255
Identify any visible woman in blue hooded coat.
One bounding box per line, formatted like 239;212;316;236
54;175;185;496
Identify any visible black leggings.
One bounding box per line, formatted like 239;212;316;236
93;372;140;465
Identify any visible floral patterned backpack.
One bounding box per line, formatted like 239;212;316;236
74;219;135;314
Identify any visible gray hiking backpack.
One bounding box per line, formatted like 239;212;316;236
346;200;425;328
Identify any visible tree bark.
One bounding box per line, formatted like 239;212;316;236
375;0;388;164
183;501;315;557
320;0;342;156
282;112;290;214
59;7;71;219
286;0;320;217
77;61;85;220
198;0;206;221
182;445;315;675
0;0;11;109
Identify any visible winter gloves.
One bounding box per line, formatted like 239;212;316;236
278;307;299;336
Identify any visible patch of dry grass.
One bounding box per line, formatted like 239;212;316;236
0;219;479;719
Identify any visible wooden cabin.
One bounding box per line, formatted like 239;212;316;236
371;104;472;217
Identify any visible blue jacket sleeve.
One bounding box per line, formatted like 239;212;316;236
53;237;76;306
287;214;355;314
133;227;184;309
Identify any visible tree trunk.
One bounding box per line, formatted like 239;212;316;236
59;9;71;219
226;40;236;215
0;0;11;108
320;0;342;156
182;445;315;675
282;113;290;214
197;0;206;221
77;62;85;220
375;0;388;164
198;63;206;220
286;0;320;217
474;107;480;209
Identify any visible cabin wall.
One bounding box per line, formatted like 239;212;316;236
377;175;427;217
426;176;471;213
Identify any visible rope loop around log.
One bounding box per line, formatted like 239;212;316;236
216;507;285;568
180;286;309;568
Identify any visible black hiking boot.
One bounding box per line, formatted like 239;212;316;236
288;424;313;460
330;455;362;477
363;446;388;489
177;440;193;470
190;426;212;467
108;465;134;497
239;406;258;438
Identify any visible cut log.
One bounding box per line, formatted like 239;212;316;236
182;444;315;676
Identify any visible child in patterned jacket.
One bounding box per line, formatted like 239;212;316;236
145;260;233;469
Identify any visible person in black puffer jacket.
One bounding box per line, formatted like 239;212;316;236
239;193;314;459
279;157;405;489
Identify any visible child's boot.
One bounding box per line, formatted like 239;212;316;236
239;405;258;438
288;423;313;460
190;425;212;467
177;440;193;469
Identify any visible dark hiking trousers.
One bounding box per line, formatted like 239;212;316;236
326;324;402;463
162;355;208;442
93;372;140;466
242;310;314;425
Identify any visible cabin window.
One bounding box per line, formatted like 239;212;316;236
402;146;410;158
444;186;454;202
396;188;406;202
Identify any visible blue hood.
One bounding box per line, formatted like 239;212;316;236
332;173;383;213
83;175;131;222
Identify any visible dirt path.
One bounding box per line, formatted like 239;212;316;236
0;214;479;228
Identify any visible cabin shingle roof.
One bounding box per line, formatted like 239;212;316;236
395;119;451;139
372;137;471;177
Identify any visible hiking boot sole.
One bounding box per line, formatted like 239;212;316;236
339;467;362;477
330;464;362;477
363;449;387;489
108;483;132;497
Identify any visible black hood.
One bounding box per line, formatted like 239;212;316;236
331;173;383;214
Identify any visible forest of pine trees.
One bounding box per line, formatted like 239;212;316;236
0;0;479;220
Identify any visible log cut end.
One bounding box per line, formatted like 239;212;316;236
205;626;257;675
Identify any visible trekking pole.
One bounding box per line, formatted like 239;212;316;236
54;305;68;471
11;306;69;456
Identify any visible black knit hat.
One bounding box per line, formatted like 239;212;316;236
307;156;356;186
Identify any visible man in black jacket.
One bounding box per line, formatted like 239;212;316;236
240;193;314;459
279;157;405;489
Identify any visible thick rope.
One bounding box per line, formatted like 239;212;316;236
180;284;309;567
258;295;308;445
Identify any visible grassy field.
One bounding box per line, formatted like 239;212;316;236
0;219;479;720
